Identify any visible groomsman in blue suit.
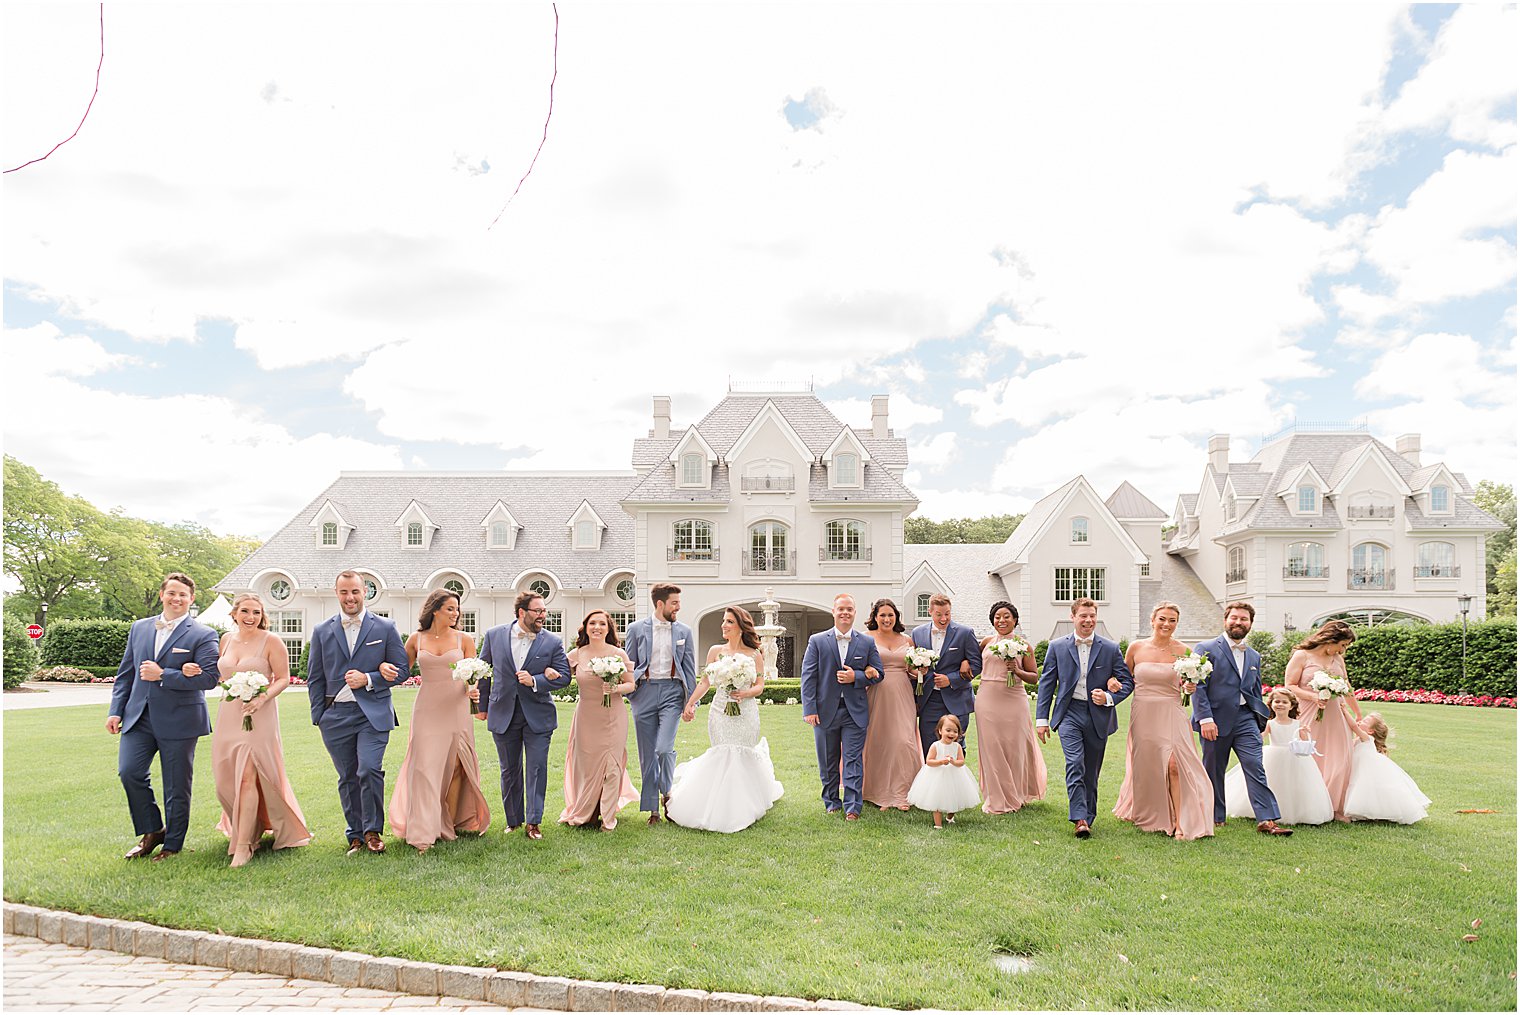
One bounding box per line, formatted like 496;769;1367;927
910;594;982;755
107;573;222;860
1036;598;1134;839
306;570;409;854
1193;602;1292;836
477;591;571;840
801;593;884;820
624;583;698;825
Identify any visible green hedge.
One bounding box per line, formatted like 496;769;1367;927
4;617;39;689
38;618;132;669
1260;620;1516;697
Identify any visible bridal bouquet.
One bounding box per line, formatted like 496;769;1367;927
903;646;939;696
221;670;270;731
704;654;757;716
588;655;627;707
1173;650;1212;707
1309;671;1352;722
988;637;1032;688
451;657;492;714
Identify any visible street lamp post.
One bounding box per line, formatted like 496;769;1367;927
1457;594;1473;689
40;601;48;630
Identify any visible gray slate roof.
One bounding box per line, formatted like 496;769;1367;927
1154;554;1221;640
902;543;1015;641
1106;481;1168;519
219;472;638;593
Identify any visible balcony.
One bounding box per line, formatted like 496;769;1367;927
1283;565;1329;578
743;550;796;576
1347;506;1395;520
1225;569;1247;584
667;547;719;562
1348;569;1394;590
740;476;794;492
1414;564;1460;578
819;546;872;562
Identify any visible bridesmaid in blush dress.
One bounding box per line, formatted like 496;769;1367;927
861;600;921;812
201;593;311;868
1112;602;1214;840
975;601;1046;814
388;589;491;852
1283;620;1361;822
559;609;639;831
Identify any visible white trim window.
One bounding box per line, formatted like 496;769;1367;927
1227;546;1246;583
442;579;466;598
527;579;552;602
672;519;714;560
270;609;304;665
680;453;705;487
1416;541;1456;577
321;522;338;546
833;453;858;487
489;521;512;547
824;519;865;561
407;522;424;547
1431;485;1450;513
268;578;293;603
1070;517;1089;544
458;611;477;634
574;519;597;549
1285;542;1325;578
543;610;563;634
609;610;636;636
1054;567;1106;602
916;593;931;620
616;578;636;603
1297;486;1317;513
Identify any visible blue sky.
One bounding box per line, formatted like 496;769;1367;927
3;4;1514;538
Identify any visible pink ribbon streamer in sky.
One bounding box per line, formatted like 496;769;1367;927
5;4;106;174
489;4;559;228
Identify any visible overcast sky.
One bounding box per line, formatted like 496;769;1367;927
3;3;1514;538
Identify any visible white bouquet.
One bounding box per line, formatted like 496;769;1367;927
704;654;757;716
588;654;627;707
221;670;270;731
1173;649;1213;707
1308;670;1352;722
988;637;1032;687
451;657;492;714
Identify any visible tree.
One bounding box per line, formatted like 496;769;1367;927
1474;481;1516;606
904;513;1025;544
1491;543;1517;620
2;456;128;623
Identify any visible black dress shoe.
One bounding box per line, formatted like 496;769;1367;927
125;829;165;860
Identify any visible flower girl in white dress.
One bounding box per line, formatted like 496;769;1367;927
907;715;980;829
1344;712;1430;824
1225;688;1333;826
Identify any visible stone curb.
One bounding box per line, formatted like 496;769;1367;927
3;902;896;1012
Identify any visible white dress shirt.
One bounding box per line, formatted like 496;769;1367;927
334;609;367;703
1228;635;1248;706
511;623;537;672
834;629;853;665
930;625;947;655
649;618;675;679
152;613;187;656
1072;636;1093;702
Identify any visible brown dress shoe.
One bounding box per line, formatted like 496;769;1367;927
844;812;860;822
525;824;543;840
150;849;179;862
364;832;386;853
647;813;662;826
1074;819;1092;839
125;829;165;860
1257;820;1293;836
346;838;364;855
505;825;520;835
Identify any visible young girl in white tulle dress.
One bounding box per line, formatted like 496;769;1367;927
1224;687;1333;826
907;715;981;829
1344;712;1430;824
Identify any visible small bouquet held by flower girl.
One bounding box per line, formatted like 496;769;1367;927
703;654;757;716
1173;649;1212;707
450;657;492;714
987;637;1032;687
588;655;627;707
1309;670;1352;721
221;670;270;731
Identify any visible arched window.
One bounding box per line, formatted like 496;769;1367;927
268;578;292;603
672;519;714;560
362;578;380;602
528;579;552;601
489;521;511;547
824;519;865;561
747;521;791;574
443;579;465;598
615;579;636;603
833;453;858;486
1416;541;1456;577
1285;542;1325;578
1071;517;1089;544
321;522;338;546
916;593;931;620
1431;485;1450;512
1297;486;1317;513
681;453;705;487
1226;546;1246;583
407;522;424;546
1350;543;1389;589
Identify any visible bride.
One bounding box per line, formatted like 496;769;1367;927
665;606;784;832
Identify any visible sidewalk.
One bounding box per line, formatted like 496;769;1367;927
4;682;118;711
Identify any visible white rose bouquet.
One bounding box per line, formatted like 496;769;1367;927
221;670;270;731
1173;649;1213;707
704;654;757;716
1308;670;1352;722
988;637;1033;688
451;657;492;714
588;654;627;707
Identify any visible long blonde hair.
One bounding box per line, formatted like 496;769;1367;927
231;593;269;630
1362;712;1390;754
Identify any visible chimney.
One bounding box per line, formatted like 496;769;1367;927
1395;433;1421;469
871;395;889;438
652;396;671;440
1207;434;1230;474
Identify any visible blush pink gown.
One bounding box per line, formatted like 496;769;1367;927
1299;694;1359;821
558;659;639;830
1112;661;1214;840
862;642;921;809
974;647;1047;813
388;646;492;848
212;645;312;854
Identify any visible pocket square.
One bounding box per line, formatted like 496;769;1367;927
171;647;190;654
365;639;382;646
677;639;686;646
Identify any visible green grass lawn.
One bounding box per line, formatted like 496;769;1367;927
4;693;1515;1010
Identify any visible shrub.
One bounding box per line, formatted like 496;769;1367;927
33;665;98;683
1246;630;1275;654
4;617;39;689
1034;640;1049;668
1260;620;1515;697
38;618;132;669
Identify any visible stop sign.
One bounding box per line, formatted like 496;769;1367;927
26;624;43;640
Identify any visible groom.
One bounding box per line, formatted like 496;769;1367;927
625;583;697;825
1036;598;1133;838
800;593;883;820
1193;602;1292;836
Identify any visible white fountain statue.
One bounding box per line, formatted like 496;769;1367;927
754;586;785;681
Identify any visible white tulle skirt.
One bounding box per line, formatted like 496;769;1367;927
666;739;784;833
906;762;981;813
1344;741;1430;824
1224;745;1335;826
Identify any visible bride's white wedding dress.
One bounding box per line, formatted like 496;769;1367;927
665;654;784;833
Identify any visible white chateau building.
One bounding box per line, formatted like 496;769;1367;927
220;393;1503;669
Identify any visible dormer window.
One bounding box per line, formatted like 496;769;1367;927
1071;517;1089;544
480;500;522;551
490;522;512;547
1431;485;1449;512
394;500;438;550
834;453;858;486
1224;494;1237;521
565;498;607;551
1298;486;1317;513
574;520;596;548
407;522;424;547
321;522;338;546
681;453;704;487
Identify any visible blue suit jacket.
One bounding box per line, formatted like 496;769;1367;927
1191;636;1270;736
910;621;982;715
109;616;221;738
800;628;883;729
304;612;409;732
477;623;571;735
1036;633;1134;737
623;616;698;716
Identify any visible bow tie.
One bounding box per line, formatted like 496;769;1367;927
342;616;363;629
1076;638;1093;648
653;621;671;629
155;618;176;631
1229;640;1246;650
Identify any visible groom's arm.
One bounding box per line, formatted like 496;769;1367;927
368;625;409;689
306;630;328;725
532;640;572;692
475;633;494;713
1102;649;1134;706
799;635;821;721
1192;642;1218;730
860;640;883;686
157;628;222;692
1035;646;1057;730
677;627;698;693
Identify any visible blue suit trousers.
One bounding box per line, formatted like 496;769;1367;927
118;705;199;851
318;702;390;841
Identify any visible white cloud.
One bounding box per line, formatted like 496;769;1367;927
1354;332;1513;403
907;433;959;471
1383;5;1518;149
4;321;137;376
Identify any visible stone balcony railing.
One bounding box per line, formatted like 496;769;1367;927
1348;568;1394;590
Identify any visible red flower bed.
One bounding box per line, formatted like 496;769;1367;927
1260;684;1516;708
